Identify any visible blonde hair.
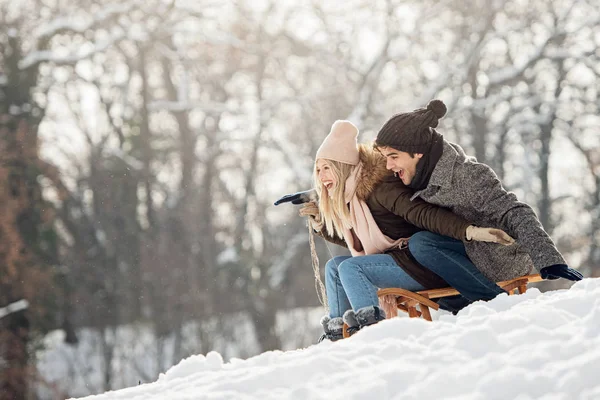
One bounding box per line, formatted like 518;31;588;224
314;159;354;239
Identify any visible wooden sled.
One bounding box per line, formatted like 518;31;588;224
342;274;543;337
377;273;543;322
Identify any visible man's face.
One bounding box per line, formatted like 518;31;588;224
378;146;423;185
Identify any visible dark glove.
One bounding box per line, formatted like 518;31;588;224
540;264;583;281
273;189;317;206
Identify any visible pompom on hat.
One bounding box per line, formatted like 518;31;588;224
315;120;360;165
375;99;447;154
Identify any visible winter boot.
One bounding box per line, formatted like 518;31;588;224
436;295;472;315
318;315;344;343
342;309;361;337
355;305;386;329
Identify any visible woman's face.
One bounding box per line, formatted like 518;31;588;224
316;159;336;197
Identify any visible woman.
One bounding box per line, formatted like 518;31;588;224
303;120;513;341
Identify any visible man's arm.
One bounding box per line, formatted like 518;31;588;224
464;162;568;273
379;183;470;241
377;183;513;245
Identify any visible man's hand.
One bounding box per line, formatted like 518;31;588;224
274;189;317;206
540;264;583;281
466;226;515;246
298;201;323;232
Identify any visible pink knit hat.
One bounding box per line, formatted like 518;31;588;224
315;120;360;165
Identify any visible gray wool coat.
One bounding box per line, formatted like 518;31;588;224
411;140;566;282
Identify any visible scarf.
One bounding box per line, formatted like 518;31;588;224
341;164;408;256
408;129;444;191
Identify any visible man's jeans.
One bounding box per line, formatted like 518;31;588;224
325;254;424;318
408;231;505;302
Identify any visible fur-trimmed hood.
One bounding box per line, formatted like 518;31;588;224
354;144;393;201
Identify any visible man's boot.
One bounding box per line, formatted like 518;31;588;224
436;295;472;315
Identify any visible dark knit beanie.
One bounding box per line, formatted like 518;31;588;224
375;99;447;153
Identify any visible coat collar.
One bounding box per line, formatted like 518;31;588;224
427;140;459;189
411;140;468;199
354;144;393;201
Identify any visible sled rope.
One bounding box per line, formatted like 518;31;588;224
308;222;328;312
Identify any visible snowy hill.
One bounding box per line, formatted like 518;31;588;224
73;278;600;400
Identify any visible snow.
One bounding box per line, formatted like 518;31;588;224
104;147;145;171
9;104;22;115
32;3;135;40
485;30;564;86
19;31;127;69
33;16;89;39
216;247;239;264
0;299;29;319
72;278;600;400
147;100;233;113
19;3;136;69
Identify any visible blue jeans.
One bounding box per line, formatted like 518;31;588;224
408;231;505;302
325;254;424;318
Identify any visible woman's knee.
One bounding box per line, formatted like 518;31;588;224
337;258;362;279
325;256;349;276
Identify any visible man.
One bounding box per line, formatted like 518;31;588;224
372;99;582;287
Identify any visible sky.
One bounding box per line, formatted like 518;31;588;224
70;277;600;400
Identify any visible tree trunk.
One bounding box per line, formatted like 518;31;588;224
536;58;566;234
537;122;553;232
588;174;600;277
470;111;488;164
250;300;282;352
0;117;46;400
0;311;30;400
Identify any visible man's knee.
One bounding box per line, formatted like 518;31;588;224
408;231;441;256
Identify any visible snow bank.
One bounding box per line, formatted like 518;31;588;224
73;278;600;400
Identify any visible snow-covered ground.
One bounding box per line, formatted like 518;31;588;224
37;308;324;398
72;278;600;400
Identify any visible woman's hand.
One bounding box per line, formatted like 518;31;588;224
466;226;515;246
299;201;323;232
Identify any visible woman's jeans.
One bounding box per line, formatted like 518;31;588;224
325;231;504;318
325;254;424;318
